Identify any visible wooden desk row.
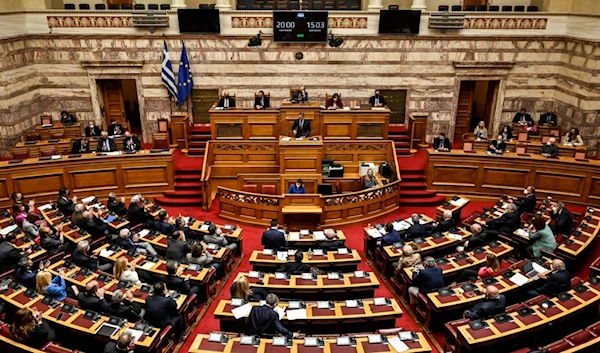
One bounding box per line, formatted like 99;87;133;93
214;298;402;334
382;227;474;261
466;140;586;158
27;123;82;141
40;207;92;244
189;221;244;255
437;196;472;222
248;249;362;272
555;212;600;261
12;136;127;159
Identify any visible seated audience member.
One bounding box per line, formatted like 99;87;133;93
166;231;191;264
160;260;200;296
463;286;506;320
174;217;194;238
154;210;175;235
145;282;185;339
500;124;513;141
254;90;270;109
72;203;86;226
97;131;117;152
22;212;40;239
277;250;311;275
107;192;127;216
247;293;296;338
123;131;141;152
60;110;77;125
513;186;537;215
104;331;135;353
473;121;488;140
562;127;584;146
127;194;150;226
186;243;216;268
217;91;235;108
204;224;237;250
293;86;309;103
10;307;55;348
455;253;503;284
114;257;142;286
539;108;558;126
71;137;90;154
526;259;570;298
549;201;573;235
81;211;109;240
230;275;268;301
73;240;112;272
433;133;451;152
291;112;311;138
117;229;158;256
261;219;287;250
363;169;378;189
319;228;345;251
36;269;70;301
540;137;558;158
525;120;537;133
12;192;34;213
527;217;557;258
0;232;23;272
16;258;47;289
57;188;77;216
408;257;443;304
287;178;306;194
379;222;400;247
326;93;344;109
512;108;533;125
487;135;506;154
394;244;422;271
432;210;455;233
107;290;144;322
407;214;431;239
85;120;101;137
76;280;108;313
38;225;65;255
369;89;386;107
463;223;488;251
13;204;27;227
108;119;124;136
478;202;520;244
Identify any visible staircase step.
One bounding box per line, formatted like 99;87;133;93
154;196;203;206
189;141;207;148
191;125;211;133
190;134;211;141
175;181;203;190
399;195;446;206
396;149;411;155
175;174;202;182
394;142;410;147
389;126;407;134
163;190;203;198
400;189;438;198
389;135;409;141
188;148;206;156
401;174;426;182
400;181;427;189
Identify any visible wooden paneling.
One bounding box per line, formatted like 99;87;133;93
122;165;169;188
431;164;478;187
533;171;585;197
481;167;529;191
68;168;119;193
0;179;10;203
12;172;66;200
590;178;600;201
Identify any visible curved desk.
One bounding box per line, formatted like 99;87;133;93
426;149;600;206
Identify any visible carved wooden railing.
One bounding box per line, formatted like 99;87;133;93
321;180;400;207
408;113;428;150
217;186;283;207
201;141;213;211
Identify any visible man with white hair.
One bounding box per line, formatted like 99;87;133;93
540;136;558;158
127;194;150;226
407;213;432;239
526;259;570;298
81;210;109;240
104;331;135;353
319;228;346;251
73;240;112;272
117;228;157;256
478;202;520;244
106;289;144;322
432;210;455;233
463;286;506;320
96;131;117;152
462;223;489;251
107;192;127;216
72;203;86;226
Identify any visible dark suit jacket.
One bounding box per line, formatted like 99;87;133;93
541;144;558;158
40;234;62;255
407;223;431;239
106;300;143;322
488;140;506;154
261;229;286;250
103;342;127;353
247;305;292;337
369;95;387;106
515;194;537;215
512;113;533;124
433;138;452;151
108;124;124;136
15;268;36;288
550;209;573;235
487;211;520;235
154;221;175;236
77;292;108;313
108;199;127;216
412;267;444;294
71;139;90;154
57;196;75;216
85;125;101;137
537;269;570;297
123;136;141;152
145;295;179;329
381;230;401;247
319;240;346;252
217;97;236;108
81;217;108;239
293;90;308;102
128;204;149;226
465;295;506;320
72;249;98;271
539;113;557;126
96;138;117;152
19;321;53;348
254;96;270;109
291;119;311;138
159;274;191;295
165;239;191;264
432;219;455;234
326;98;344;109
277;262;311;275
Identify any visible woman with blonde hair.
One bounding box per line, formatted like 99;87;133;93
473;121;488;140
113;256;142;286
10;307;55;348
229;275;268;301
36;268;67;301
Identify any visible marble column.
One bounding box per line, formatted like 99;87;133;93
367;0;383;11
214;0;232;10
411;0;427;10
171;0;187;8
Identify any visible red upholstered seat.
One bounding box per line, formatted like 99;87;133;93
12;151;29;159
0;322;14;339
588;321;600;335
570;277;583;289
261;185;276;195
566;329;595;345
243;184;257;193
51;132;65;139
544;340;573;352
40;148;55;157
44;343;75;353
26;133;40;141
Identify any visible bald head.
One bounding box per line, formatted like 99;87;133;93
471;223;482;234
85;280;99;294
324;229;336;239
486;285;499;299
552;259;565;271
402;244;414;256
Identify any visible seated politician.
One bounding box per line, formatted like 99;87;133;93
287;179;306;194
123;131;141;152
291;112;311;138
369;90;386;107
326;93;344;110
293;86;309;103
107;119;124;136
526;259;570;298
487;135;506;154
540;137;558;158
70;137;90;154
96;131;117;152
363;169;378;189
407;213;431;239
433;133;451;152
85;120;101;137
473;121;488;140
562;128;584;147
247;294;297;338
500;124;513;141
512;108;533;125
217;91;235;108
60;110;77;125
254;90;270;109
463;286;506;320
539;108;558;126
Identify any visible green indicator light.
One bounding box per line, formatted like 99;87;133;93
297;34;304;37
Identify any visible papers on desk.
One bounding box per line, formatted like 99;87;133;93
532;262;548;274
231;303;252;319
277;251;288;261
448;233;462;241
51;155;62;160
502;203;509;209
99;249;115;258
509;273;529;286
81;196;95;204
139;261;155;270
273;306;285;320
286;308;307;321
517;229;530;238
337;248;349;255
199;224;210;232
129;329;145;343
104;152;121;156
38;204;52;211
394;221;412;231
0;224;18;236
450;198;468;207
493;211;504;217
300;230;310;236
374;297;388;306
263;249;273;255
287;249;297;256
346;300;359;308
249;271;261;278
288;232;300;241
388;336;410;352
313;249;324;256
313;231;325;240
367;228;383;238
419;219;427;225
137;229;150;238
281;136;291;141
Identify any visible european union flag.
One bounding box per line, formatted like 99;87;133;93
177;41;193;106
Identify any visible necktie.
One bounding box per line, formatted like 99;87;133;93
375;98;379;105
521;115;525;122
261;98;264;106
104;141;108;151
225;99;228;108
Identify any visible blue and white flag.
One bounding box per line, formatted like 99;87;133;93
177;41;194;106
161;40;178;102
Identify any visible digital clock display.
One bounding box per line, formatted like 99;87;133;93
273;11;329;43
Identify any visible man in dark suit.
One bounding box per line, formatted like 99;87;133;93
408;257;443;304
277;251;311;275
432;210;456;233
407;214;432;239
127;194;150;226
540;137;558;158
526;259;570;298
293;86;308;103
247;293;296;337
254;90;270;109
77;280;108;313
145;282;185;339
379;222;401;247
217;91;235;108
104;332;135;353
291;112;311;138
159;260;200;295
464;286;506;320
550;201;573;235
369;90;387;107
481;202;520;239
57;188;77;216
85;121;101;137
464;224;489;250
319;229;345;251
539;108;558;126
107;193;127;216
514;186;536;215
81;211;109;240
512;108;534;125
123;132;141;152
71;137;90;154
106;289;144;323
154;211;175;235
0;233;23;273
261;220;286;250
73;240;112;272
15;257;45;289
166;231;191;264
107;119;124;136
433;133;451;152
487;135;506;154
96;132;117;152
60;111;77;125
118;228;157;256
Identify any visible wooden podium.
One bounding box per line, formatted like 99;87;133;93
282;194;323;230
280;101;322;137
169;113;191;150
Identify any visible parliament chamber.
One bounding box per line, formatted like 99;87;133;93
1;1;600;353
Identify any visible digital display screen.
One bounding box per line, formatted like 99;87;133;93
273;11;328;42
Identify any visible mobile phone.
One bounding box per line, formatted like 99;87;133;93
57;312;64;321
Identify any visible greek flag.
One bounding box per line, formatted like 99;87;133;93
177;41;194;106
161;40;178;102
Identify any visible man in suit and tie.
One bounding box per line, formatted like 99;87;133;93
160;260;200;295
123;132;141;152
127;194;150;226
319;229;346;251
107;192;127;216
432;210;456;233
433;133;452;152
549;201;573;235
0;233;23;272
57;188;77;216
165;232;191;265
70;137;90;154
540;137;558;158
539;108;558;126
247;294;297;337
293;86;308;103
369;90;387;107
514;186;537;215
512;108;534;125
407;214;432;239
107;119;124;136
81;211;109;240
487;135;506;154
96;132;117;152
408;257;444;304
76;280;108;313
463;286;506;320
261;219;286;250
479;202;520;241
153;210;175;235
526;259;570;298
85;121;101;137
291;112;311;138
254;90;270;110
217;91;235;108
145;282;185;340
